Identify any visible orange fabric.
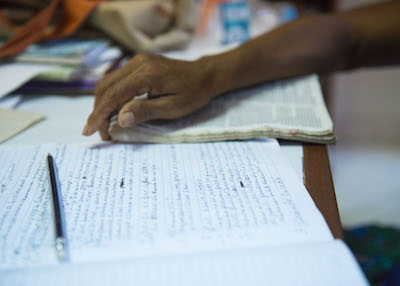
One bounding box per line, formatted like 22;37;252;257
199;0;229;35
0;0;60;58
0;0;103;59
48;0;103;38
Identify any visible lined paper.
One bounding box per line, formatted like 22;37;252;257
0;140;332;269
0;240;367;286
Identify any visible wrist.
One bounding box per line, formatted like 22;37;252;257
194;53;239;99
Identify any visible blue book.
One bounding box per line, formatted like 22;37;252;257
15;38;109;66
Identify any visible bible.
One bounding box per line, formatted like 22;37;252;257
109;75;335;144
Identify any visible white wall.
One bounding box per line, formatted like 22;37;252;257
328;0;400;227
331;68;400;147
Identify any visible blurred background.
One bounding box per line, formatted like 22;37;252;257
328;0;400;229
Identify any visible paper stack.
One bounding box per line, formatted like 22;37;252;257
1;37;124;96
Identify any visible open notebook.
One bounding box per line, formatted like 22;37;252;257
0;140;365;285
109;75;336;144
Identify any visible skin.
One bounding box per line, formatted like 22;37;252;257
82;0;400;140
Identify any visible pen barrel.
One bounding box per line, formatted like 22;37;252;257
47;155;65;237
47;154;68;262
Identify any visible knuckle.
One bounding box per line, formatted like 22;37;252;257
138;62;159;74
133;53;151;63
172;97;189;110
160;101;180;119
91;109;109;124
94;81;105;95
142;109;153;122
95;96;117;116
141;63;153;71
136;77;152;94
87;112;98;126
136;101;154;122
104;85;121;101
95;72;114;93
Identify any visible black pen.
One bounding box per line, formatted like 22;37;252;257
47;153;68;262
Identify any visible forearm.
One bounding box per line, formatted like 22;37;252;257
199;14;350;95
344;1;400;68
198;1;400;96
83;1;400;136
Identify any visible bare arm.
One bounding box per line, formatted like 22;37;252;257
83;0;400;139
203;0;400;95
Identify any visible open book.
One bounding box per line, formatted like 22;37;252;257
0;141;365;285
109;75;335;144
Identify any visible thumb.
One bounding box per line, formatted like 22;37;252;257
117;97;181;127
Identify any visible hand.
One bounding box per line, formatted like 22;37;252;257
82;53;218;140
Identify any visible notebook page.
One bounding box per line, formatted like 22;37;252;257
0;240;368;286
0;140;332;268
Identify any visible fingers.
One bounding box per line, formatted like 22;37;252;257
83;98;119;136
82;53;190;138
83;54;157;136
98;122;111;141
83;74;153;136
118;96;189;128
94;53;155;96
94;67;131;96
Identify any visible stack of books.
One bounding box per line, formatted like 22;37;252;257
10;38;125;94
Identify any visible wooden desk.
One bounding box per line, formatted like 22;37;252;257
303;144;343;239
296;2;341;238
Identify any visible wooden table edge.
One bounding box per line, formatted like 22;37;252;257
303;144;344;239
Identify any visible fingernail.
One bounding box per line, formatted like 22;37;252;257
82;124;91;136
119;112;135;128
